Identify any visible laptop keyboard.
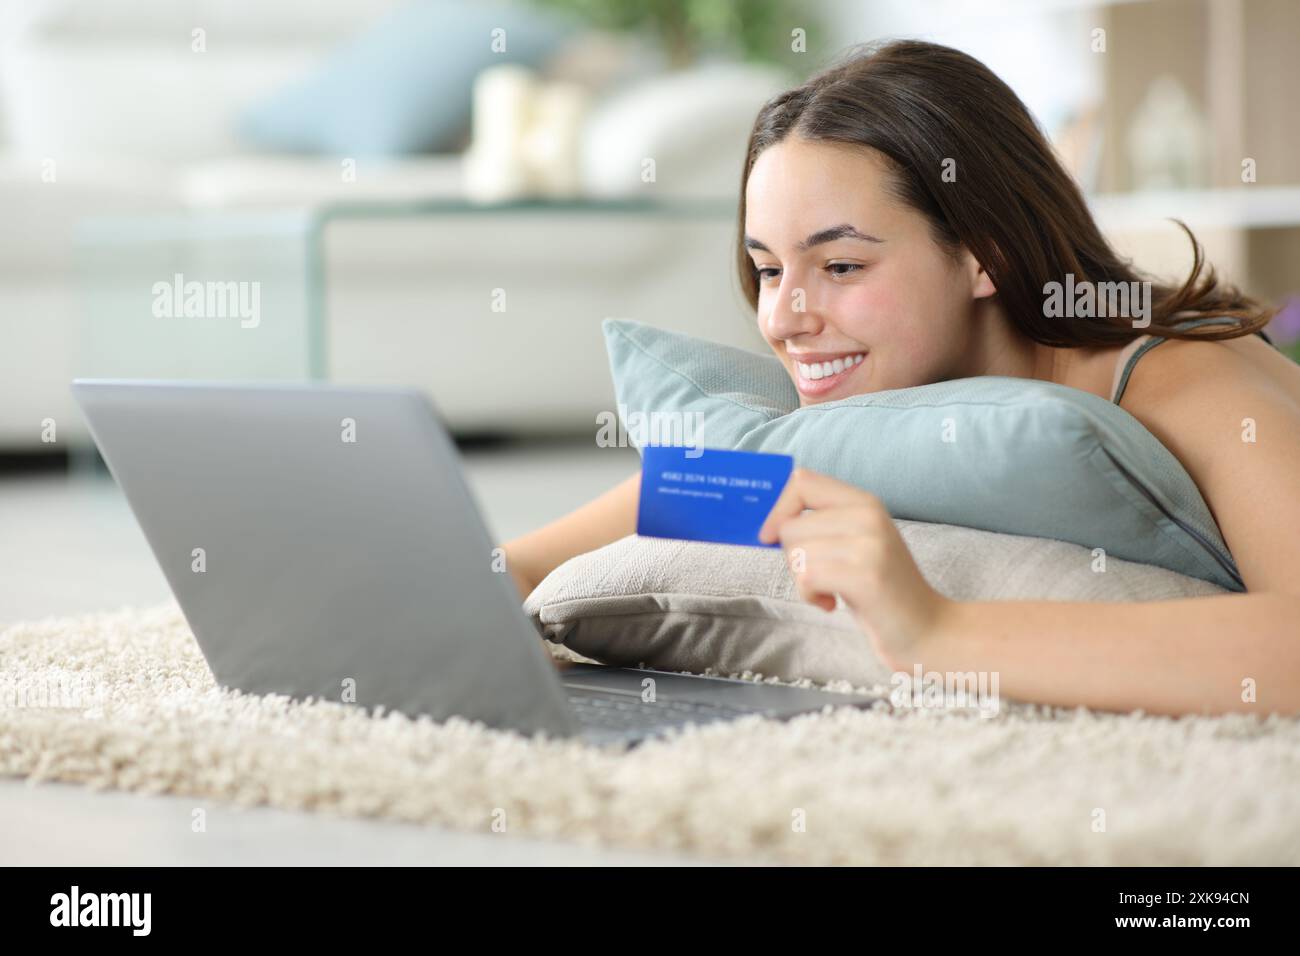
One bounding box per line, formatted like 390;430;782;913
565;690;770;735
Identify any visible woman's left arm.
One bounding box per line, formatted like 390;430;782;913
758;369;1300;718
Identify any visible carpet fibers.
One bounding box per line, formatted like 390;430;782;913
2;604;1297;865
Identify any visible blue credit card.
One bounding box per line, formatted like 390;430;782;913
636;446;794;548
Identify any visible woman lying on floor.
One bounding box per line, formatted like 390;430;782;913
505;41;1300;718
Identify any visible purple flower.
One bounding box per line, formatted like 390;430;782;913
1267;295;1300;345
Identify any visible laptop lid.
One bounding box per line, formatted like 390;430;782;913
72;380;578;739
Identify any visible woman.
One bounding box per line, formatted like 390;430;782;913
505;41;1300;717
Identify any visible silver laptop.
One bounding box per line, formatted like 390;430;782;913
72;380;878;747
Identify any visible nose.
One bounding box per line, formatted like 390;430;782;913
763;272;821;342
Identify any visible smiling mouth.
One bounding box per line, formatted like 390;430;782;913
790;352;867;396
795;353;865;379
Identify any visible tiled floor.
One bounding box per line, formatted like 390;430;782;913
0;440;720;866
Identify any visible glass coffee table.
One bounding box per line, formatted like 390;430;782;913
76;196;738;389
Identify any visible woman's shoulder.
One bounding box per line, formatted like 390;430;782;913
1117;330;1300;511
1120;331;1300;412
1115;331;1300;590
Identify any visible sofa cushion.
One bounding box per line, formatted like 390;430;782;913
524;527;1227;687
237;0;575;156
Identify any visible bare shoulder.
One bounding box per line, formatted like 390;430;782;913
1119;334;1300;440
1118;334;1300;592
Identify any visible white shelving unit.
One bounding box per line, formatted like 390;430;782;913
1090;187;1300;232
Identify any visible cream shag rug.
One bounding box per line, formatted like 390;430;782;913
2;604;1298;866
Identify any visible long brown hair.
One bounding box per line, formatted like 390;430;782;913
736;40;1274;347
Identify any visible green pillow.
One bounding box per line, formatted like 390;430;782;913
602;318;1244;592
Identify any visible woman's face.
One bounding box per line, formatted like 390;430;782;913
744;136;994;404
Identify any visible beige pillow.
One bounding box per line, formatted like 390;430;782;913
523;522;1227;687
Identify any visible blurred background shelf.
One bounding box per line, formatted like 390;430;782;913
1091;188;1300;232
2;0;1298;452
1090;187;1300;308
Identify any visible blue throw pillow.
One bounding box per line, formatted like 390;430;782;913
237;0;575;156
603;318;1245;592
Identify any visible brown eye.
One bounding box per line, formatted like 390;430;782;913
827;263;863;277
757;267;781;282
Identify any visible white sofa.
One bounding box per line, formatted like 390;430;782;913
0;0;788;447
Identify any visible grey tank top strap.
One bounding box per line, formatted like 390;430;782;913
1110;316;1277;405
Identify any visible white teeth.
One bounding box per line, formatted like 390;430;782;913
796;353;865;381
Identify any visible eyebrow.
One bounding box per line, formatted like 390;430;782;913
743;223;884;254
